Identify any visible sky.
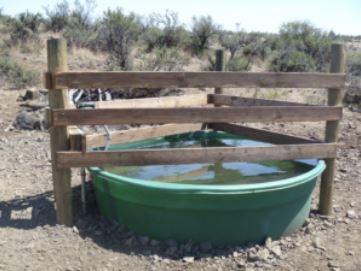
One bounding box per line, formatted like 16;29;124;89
1;0;360;35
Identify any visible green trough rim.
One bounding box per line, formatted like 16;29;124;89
89;158;325;194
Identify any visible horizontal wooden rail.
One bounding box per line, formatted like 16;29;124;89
53;71;346;89
56;143;337;168
95;94;208;109
209;123;319;144
83;124;203;150
51;106;342;126
209;94;308;106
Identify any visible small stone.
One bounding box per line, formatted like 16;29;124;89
236;259;246;267
150;239;160;246
72;226;79;234
200;241;212;252
270;245;282;257
125;237;134;246
248;248;270;262
165;246;177;256
346;210;357;219
265;237;273;249
138;236;149;246
152;255;160;262
94;230;102;236
165;239;177;247
328;261;341;268
312;237;326;251
183;256;194;263
153;255;160;260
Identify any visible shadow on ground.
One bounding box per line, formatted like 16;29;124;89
0;191;56;229
0;183;271;260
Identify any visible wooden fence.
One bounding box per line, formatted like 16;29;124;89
46;38;345;226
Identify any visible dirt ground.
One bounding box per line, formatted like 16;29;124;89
0;88;361;271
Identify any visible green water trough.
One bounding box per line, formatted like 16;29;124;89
89;130;325;245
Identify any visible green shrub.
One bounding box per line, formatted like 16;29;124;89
0;58;40;88
205;53;249;72
226;56;250;71
219;31;245;59
273;21;334;71
6;12;43;45
97;9;142;70
190;15;220;55
44;0;70;32
136;47;189;71
63;0;97;48
270;49;316;72
141;11;189;52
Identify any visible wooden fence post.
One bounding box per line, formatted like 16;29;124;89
214;49;225;94
47;38;73;226
319;43;346;215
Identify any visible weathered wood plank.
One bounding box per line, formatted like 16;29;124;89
54;71;346;89
209;94;308;106
47;38;73;226
209;123;319;144
95;94;208;109
68;126;84;151
56;143;337;168
51;106;342;126
85;124;203;149
319;43;346;215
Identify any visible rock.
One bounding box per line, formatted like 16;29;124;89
236;259;246;267
150;239;160;246
138;236;149;246
72;226;79;234
125;237;135;247
152;255;161;262
270;245;282;257
312;237;326;251
265;237;273;249
248;248;270;262
165;239;177;248
165;246;178;256
328;261;341;268
346;210;357;219
200;241;212;252
183;256;194;263
22;89;41;101
13;110;48;131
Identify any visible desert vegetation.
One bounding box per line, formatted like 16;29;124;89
0;0;360;89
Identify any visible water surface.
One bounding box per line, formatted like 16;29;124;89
103;132;315;185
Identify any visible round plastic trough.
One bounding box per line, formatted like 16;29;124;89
89;131;325;245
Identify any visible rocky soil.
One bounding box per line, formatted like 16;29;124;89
0;88;361;271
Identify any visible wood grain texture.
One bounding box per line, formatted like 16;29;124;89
51;106;342;126
47;38;73;226
319;43;346;215
95;94;208;109
54;71;346;89
85;124;203;149
209;94;308;106
209;123;319;144
56;143;337;168
68;126;84;151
